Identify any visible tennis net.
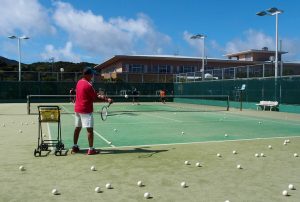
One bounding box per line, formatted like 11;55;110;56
27;94;229;115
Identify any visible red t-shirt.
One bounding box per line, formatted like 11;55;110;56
74;79;97;113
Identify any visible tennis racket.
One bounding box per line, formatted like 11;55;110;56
100;100;113;121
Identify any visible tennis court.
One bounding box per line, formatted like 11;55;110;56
44;101;300;150
1;101;300;202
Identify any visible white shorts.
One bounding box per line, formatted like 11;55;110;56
75;113;94;128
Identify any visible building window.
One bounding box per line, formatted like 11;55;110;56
179;65;195;73
127;64;144;73
150;64;171;73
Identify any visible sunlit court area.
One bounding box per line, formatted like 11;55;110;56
1;0;300;201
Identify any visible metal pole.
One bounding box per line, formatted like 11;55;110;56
274;13;279;101
202;37;205;81
18;38;21;82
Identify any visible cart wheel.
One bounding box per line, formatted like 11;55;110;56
55;150;61;156
34;149;38;157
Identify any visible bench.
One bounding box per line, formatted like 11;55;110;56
256;101;279;111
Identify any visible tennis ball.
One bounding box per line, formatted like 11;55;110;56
19;165;25;171
137;181;143;187
286;139;290;143
283;141;287;145
268;145;272;149
195;162;201;167
114;128;117;132
260;153;265;157
217;153;221;157
180;182;187;188
108;141;112;145
125;94;128;99
282;190;288;196
288;184;295;190
255;153;259;157
144;192;150;199
294;153;298;157
95;187;101;193
232;150;237;154
224;134;228;137
52;189;59;195
237;164;242;169
258;121;262;124
90;166;96;171
181;131;184;135
105;183;112;189
225;200;230;202
184;161;190;165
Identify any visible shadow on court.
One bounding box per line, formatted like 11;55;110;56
73;147;168;157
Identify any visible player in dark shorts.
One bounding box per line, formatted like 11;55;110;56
132;88;140;105
160;89;166;104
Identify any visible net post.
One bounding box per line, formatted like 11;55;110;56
27;95;30;115
227;95;230;111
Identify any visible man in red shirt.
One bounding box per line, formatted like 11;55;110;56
72;67;111;155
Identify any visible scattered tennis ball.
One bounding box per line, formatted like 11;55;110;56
181;131;184;135
283;141;287;145
225;200;230;202
95;187;101;193
286;139;290;143
255;153;259;157
180;181;187;188
268;145;272;149
137;181;143;187
258;121;262;124
124;94;128;99
113;128;117;132
224;134;228;137
52;189;59;195
260;153;265;157
184;161;190;165
105;183;112;189
144;192;150;199
237;164;242;169
90;166;96;171
232;150;237;154
19;165;25;171
217;153;221;157
294;153;298;157
108;141;112;145
288;184;295;190
282;190;288;196
195;162;201;167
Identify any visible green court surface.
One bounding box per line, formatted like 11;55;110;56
47;102;300;149
1;103;300;202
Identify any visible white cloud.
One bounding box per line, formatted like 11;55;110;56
52;1;171;58
225;29;274;54
41;41;81;63
0;0;54;36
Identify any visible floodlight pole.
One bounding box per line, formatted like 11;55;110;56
256;7;283;101
8;35;30;82
191;34;206;80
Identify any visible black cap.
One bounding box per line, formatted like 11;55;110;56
83;67;98;75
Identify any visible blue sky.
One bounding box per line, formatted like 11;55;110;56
1;0;299;64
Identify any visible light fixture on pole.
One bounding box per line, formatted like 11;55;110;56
8;35;30;82
256;7;284;79
191;34;206;80
60;68;64;81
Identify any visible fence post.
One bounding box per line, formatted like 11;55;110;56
263;64;265;78
247;66;249;78
234;67;236;80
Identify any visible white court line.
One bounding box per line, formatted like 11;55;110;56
61;105;114;147
98;135;300;149
141;112;182;122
